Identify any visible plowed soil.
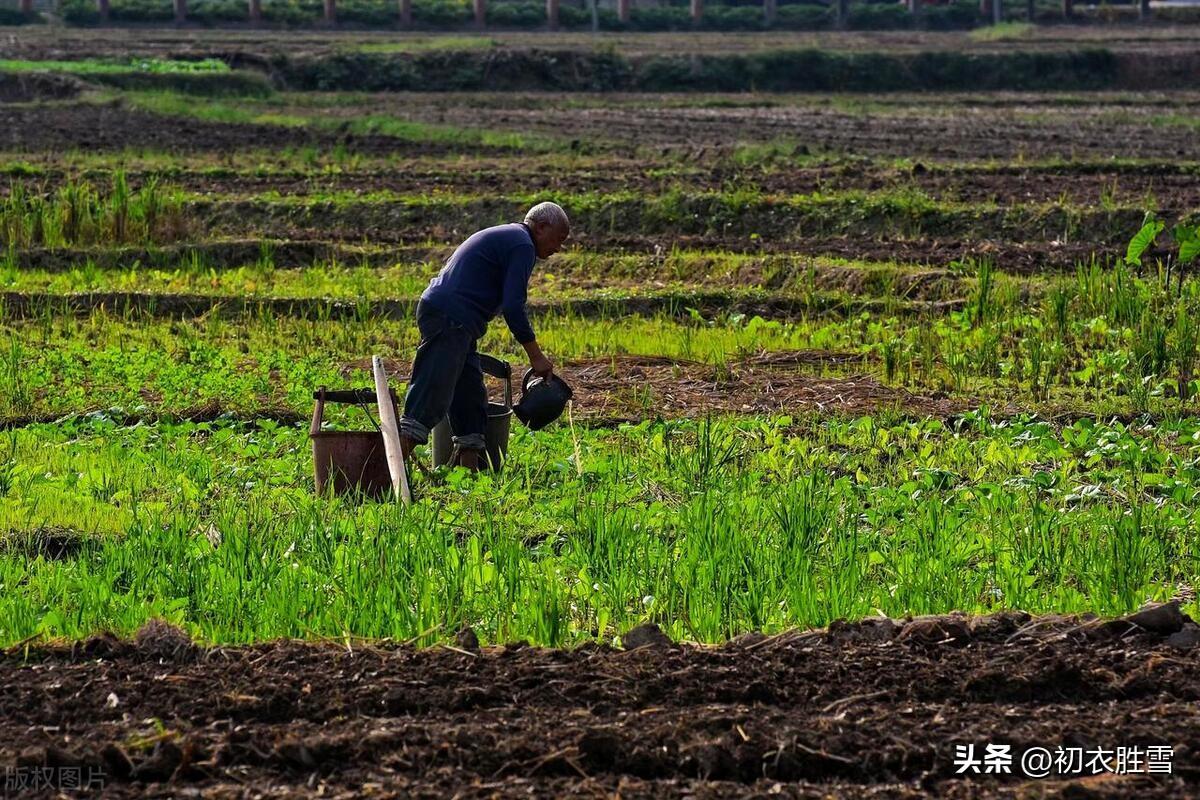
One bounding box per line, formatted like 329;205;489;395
365;92;1200;161
6;93;1200;164
3;612;1199;798
0;103;463;157
560;353;972;422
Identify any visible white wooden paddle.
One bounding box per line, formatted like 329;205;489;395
372;355;412;505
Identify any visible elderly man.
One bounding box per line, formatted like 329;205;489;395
398;202;570;471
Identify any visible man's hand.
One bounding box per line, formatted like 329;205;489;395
523;340;553;378
530;353;553;378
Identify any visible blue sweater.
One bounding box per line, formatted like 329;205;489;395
421;223;537;344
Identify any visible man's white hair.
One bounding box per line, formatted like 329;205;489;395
524;201;569;232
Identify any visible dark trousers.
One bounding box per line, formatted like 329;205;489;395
398;302;487;450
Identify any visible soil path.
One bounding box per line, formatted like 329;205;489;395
2;612;1198;798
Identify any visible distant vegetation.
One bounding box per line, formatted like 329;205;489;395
56;0;1020;30
42;0;1200;29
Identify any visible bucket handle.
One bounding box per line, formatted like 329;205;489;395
479;354;512;409
310;387;395;435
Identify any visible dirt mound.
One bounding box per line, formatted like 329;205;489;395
2;610;1197;797
0;72;85;103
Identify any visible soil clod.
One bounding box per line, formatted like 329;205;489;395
1124;601;1189;635
897;614;971;646
1168;623;1200;651
621;623;673;651
1;527;86;561
456;625;481;653
133;618;198;661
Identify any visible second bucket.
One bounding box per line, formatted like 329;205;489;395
430;353;513;471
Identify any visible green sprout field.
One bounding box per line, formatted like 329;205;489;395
3;25;1200;798
3;27;1200;649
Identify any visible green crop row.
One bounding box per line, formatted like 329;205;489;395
1;173;189;249
2;413;1198;646
183;190;1153;247
0;249;961;302
0;309;836;422
0;58;230;75
7;172;1166;251
5;256;1200;421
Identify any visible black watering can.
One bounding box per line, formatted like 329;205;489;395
514;369;573;430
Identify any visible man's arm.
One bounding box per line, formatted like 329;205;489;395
522;339;553;378
501;244;552;377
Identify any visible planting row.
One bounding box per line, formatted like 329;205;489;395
7;88;1200;163
4;259;1200;422
1;182;1169;255
9;155;1200;212
0;248;968;299
53;0;999;31
2;413;1198;645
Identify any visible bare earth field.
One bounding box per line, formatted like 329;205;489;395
7;92;1200;163
4;612;1200;798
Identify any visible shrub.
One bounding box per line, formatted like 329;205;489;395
0;7;42;24
848;2;912;29
487;1;547;27
410;0;473;26
775;4;832;28
339;0;403;26
918;0;981;30
190;0;255;23
62;1;103;24
624;6;691;29
701;5;768;30
107;0;175;22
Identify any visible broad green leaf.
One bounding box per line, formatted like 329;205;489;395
1125;219;1164;267
1181;237;1200;266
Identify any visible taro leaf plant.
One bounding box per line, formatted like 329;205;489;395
1175;224;1200;268
1125;216;1164;270
1125;216;1200;297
